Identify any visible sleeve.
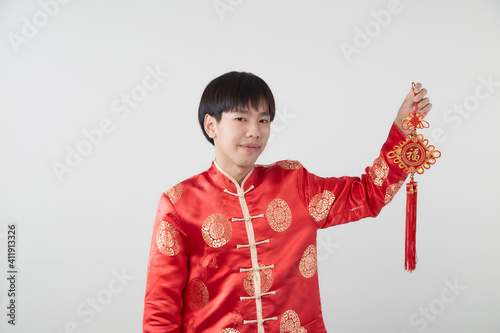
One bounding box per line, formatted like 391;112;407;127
143;193;189;332
298;122;408;229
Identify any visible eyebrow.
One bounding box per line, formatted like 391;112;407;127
230;109;270;116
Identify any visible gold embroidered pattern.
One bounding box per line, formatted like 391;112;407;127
165;183;183;204
156;221;181;256
266;198;292;232
299;245;317;278
384;180;405;204
219;329;240;333
308;190;335;222
278;160;302;170
369;157;389;186
280;310;307;333
230;310;243;326
202;214;232;248
349;205;363;212
243;265;274;296
186;278;209;310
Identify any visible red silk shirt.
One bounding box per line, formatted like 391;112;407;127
144;123;408;333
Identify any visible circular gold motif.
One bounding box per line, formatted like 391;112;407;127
308;191;335;222
401;143;426;167
280;310;307;333
186;278;209;310
369;157;389;186
209;222;224;239
243;265;274;296
165;183;183;204
384;180;404;204
266;198;292;232
278;160;302;170
202;214;232;248
219;329;240;333
299;245;317;278
156;221;181;256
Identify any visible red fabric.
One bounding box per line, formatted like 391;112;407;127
144;123;408;333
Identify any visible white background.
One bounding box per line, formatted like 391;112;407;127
1;0;499;332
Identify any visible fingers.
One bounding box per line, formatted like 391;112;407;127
417;96;432;118
400;82;432;120
417;97;431;109
414;87;428;102
413;82;431;111
419;102;432;117
408;83;426;102
413;82;422;93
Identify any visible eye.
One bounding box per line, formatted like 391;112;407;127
235;117;246;122
260;119;270;123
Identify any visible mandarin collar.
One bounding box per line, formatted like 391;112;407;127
208;161;256;193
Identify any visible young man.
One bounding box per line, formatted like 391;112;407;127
143;71;431;333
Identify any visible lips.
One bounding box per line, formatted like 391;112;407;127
239;144;260;152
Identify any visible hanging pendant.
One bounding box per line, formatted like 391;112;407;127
387;82;441;272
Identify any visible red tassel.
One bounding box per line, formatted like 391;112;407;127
405;179;417;272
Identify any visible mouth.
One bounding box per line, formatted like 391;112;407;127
239;144;260;152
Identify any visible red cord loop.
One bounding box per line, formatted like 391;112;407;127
411;82;418;113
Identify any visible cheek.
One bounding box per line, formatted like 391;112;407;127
262;127;271;140
224;130;242;147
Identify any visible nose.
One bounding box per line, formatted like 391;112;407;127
246;120;261;138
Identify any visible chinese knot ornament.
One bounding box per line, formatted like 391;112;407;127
388;82;441;272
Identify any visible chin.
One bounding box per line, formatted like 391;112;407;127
239;157;259;167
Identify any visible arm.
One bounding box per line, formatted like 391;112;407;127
143;193;189;333
301;83;433;228
300;123;408;228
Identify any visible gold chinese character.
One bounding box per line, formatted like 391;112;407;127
406;148;420;162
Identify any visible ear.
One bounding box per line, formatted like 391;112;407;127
204;114;217;139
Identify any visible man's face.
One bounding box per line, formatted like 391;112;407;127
205;103;271;177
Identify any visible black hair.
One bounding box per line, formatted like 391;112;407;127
198;71;275;145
